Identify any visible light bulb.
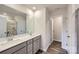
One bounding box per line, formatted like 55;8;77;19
32;7;36;10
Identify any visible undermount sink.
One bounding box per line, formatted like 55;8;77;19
0;34;31;45
0;40;8;45
13;34;31;40
0;37;15;45
0;38;21;45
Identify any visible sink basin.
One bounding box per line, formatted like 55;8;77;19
13;34;31;40
0;34;31;45
0;40;8;45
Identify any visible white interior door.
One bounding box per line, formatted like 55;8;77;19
53;16;63;42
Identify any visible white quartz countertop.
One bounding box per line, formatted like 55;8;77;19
0;34;41;52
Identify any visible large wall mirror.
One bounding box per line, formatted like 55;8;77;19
0;5;26;38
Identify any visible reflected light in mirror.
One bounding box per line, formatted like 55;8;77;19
3;13;7;16
32;7;36;11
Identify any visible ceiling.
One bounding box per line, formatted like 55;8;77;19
0;5;26;16
0;4;68;16
23;4;68;12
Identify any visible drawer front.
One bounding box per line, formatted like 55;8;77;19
1;42;26;54
27;44;33;54
27;39;32;45
33;36;41;41
13;47;26;54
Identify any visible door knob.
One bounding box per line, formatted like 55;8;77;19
67;36;70;38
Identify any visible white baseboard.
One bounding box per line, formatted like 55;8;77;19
53;39;61;42
42;40;54;52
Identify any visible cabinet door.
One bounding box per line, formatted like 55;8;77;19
13;47;26;54
27;39;33;54
27;44;33;54
33;39;40;53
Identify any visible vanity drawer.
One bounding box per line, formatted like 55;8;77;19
13;47;26;54
27;39;32;45
33;35;41;41
1;42;26;54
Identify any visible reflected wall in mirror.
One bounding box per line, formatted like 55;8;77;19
7;16;17;37
0;15;7;38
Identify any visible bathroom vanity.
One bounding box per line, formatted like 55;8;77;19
0;34;41;54
0;5;41;54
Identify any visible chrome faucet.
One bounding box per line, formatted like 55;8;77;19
7;36;13;41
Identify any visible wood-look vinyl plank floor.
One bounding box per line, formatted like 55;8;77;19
36;41;68;54
47;41;68;54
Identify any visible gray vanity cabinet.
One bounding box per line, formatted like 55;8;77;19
27;39;33;54
26;35;41;54
0;35;41;54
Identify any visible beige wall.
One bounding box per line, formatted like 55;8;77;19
45;9;53;51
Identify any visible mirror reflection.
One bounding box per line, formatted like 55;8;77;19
0;5;26;38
